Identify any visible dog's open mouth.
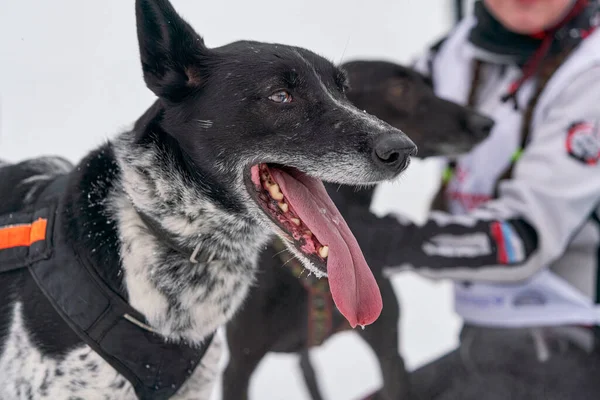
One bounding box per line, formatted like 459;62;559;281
247;163;382;328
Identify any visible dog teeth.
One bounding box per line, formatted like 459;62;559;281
260;167;285;201
305;230;313;237
291;218;301;226
278;202;289;213
318;245;329;259
266;183;284;201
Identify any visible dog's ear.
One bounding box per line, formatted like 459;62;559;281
135;0;213;102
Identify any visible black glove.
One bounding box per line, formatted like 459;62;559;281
346;205;539;275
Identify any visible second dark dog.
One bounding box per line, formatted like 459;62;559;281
222;60;494;400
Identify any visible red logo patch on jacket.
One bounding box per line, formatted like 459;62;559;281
566;121;600;165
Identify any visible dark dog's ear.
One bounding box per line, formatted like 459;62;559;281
135;0;213;101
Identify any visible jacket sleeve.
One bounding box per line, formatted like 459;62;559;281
352;65;600;283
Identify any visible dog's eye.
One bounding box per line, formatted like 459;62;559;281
269;91;293;103
388;81;407;97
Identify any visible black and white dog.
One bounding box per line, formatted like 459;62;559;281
0;0;416;399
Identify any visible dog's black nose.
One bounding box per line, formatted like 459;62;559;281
466;113;494;140
373;134;417;173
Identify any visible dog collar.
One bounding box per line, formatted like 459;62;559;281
133;206;216;264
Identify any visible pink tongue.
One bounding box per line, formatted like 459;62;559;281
270;168;382;328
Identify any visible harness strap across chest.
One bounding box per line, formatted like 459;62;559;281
0;175;213;400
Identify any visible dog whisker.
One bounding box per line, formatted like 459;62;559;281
279;256;299;270
272;248;290;258
338;33;353;65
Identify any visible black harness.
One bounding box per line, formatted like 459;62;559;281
0;174;214;400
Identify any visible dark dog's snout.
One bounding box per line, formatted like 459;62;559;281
465;112;495;139
373;134;417;173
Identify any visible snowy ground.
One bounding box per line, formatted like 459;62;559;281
1;1;472;398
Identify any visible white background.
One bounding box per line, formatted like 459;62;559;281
0;1;476;398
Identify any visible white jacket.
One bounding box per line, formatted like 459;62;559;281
392;16;600;327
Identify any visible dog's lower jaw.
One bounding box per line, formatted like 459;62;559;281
278;237;327;279
245;198;327;278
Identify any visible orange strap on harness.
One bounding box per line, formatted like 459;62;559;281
0;218;48;251
0;205;54;275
